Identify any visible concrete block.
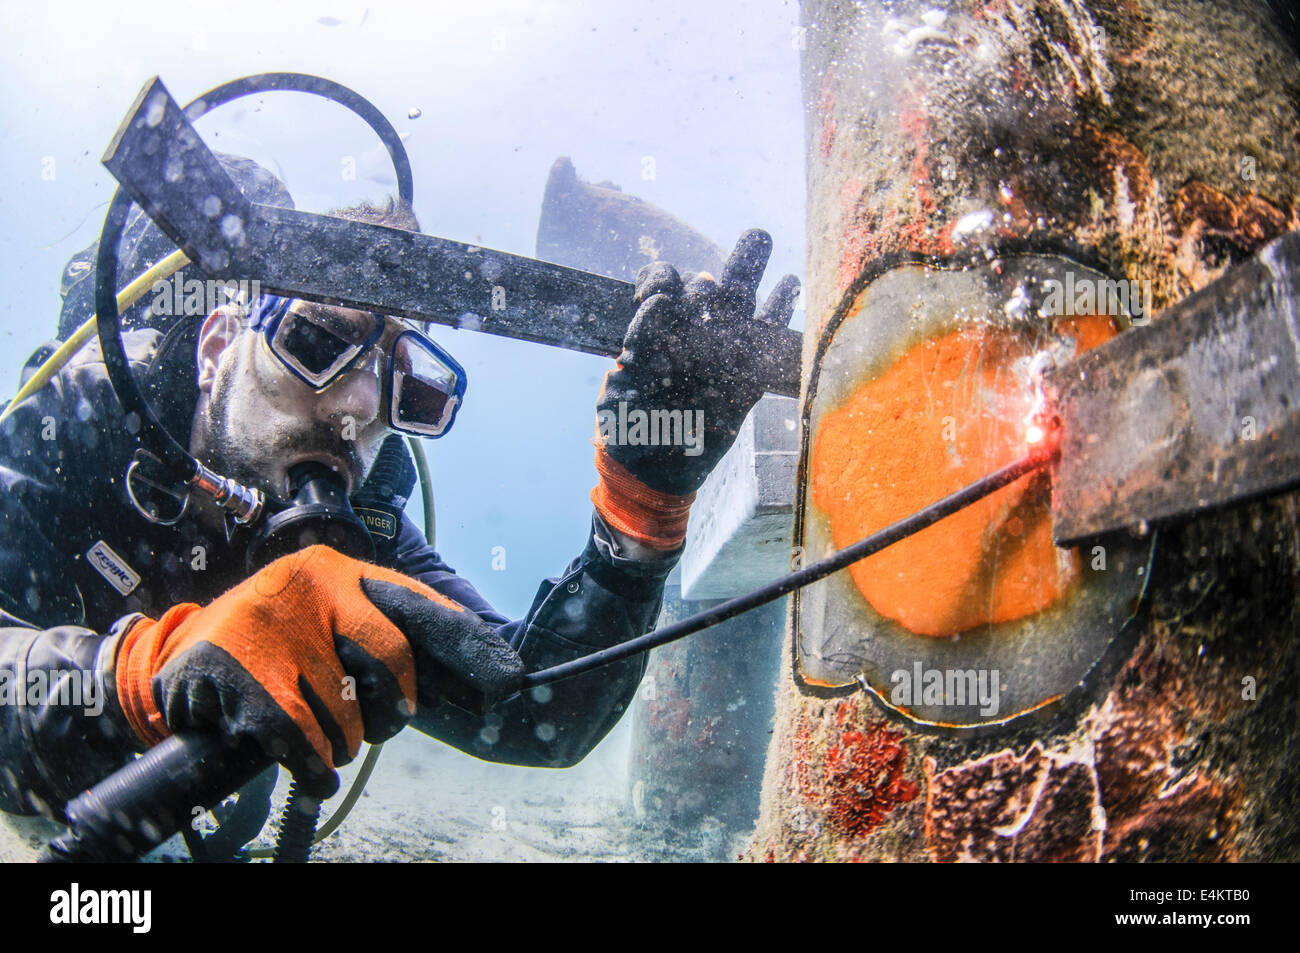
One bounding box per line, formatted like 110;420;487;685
680;395;799;599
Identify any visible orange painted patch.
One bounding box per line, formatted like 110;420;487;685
811;316;1116;636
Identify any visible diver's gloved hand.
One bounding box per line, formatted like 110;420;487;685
358;579;525;715
111;546;521;797
592;229;800;549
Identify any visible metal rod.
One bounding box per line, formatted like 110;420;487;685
522;448;1054;688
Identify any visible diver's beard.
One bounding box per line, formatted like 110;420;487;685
202;424;277;499
203;389;366;502
201;393;280;499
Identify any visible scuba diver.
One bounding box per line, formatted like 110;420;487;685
0;153;799;845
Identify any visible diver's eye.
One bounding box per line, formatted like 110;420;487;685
280;315;356;377
395;371;452;426
388;331;462;435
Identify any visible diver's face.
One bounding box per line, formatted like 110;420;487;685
193;304;391;500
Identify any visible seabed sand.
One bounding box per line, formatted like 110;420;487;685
1;717;747;863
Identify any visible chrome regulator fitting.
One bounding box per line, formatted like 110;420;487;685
188;461;266;525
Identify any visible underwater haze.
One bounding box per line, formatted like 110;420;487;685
0;0;804;861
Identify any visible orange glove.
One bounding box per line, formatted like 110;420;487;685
113;545;478;797
590;446;695;551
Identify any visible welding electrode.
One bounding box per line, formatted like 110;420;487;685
523;447;1056;688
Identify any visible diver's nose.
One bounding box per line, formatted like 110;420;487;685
316;349;383;430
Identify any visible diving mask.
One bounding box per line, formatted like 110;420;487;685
248;295;466;438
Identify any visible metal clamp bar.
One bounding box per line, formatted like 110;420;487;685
102;78;804;397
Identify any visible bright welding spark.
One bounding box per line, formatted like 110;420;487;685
1023;349;1056;448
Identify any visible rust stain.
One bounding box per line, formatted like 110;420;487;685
1172;181;1240;233
924;744;1103;862
796;705;919;840
645;669;692;743
1171;181;1290;252
896;87;945;257
1170;182;1294;292
794;716;816;802
821;723;919;838
1084;125;1160;224
834;699;853;726
837;196;885;293
835;86;953;291
1099;0;1156;65
1237;195;1291;246
1087;638;1243;860
818;72;838;160
922;637;1245;863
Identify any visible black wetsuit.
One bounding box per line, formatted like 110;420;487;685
0;325;672;819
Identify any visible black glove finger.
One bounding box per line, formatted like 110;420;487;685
333;632;414;744
155;649;342;799
755;274;801;326
620;293;691;381
717;229;773;316
627;290;688;341
230;712;341;800
633;261;683;306
681;272;721;321
360;579;526;712
289;673;350;795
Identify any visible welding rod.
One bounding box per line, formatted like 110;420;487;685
521;448;1054;688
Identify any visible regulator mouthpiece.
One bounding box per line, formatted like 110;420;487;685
244;462;375;572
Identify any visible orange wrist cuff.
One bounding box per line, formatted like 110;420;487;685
590;447;695;551
114;604;201;747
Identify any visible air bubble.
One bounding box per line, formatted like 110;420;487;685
220;214;245;242
144;94;167;128
950;209;995;245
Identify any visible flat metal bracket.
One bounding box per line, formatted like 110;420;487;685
101;77;802;397
1049;229;1300;544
